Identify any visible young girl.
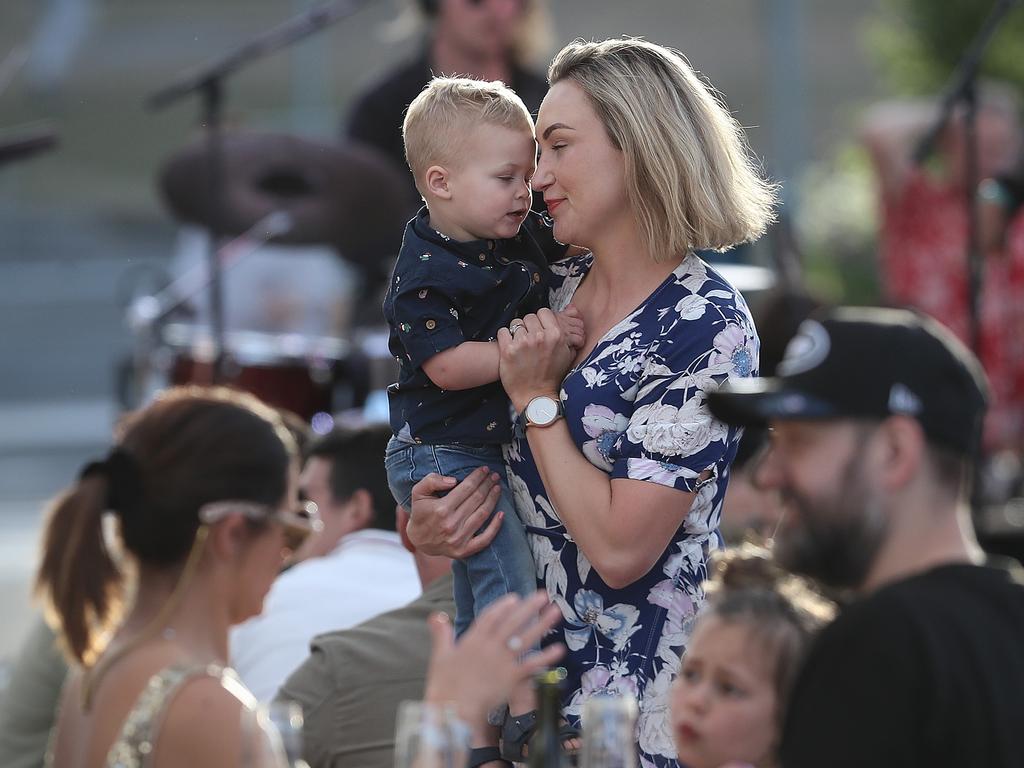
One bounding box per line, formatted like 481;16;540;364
670;545;835;768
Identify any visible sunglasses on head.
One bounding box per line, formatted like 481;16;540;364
198;499;323;551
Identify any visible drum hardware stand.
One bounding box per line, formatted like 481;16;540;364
910;0;1020;518
145;0;378;382
126;212;293;404
912;0;1019;358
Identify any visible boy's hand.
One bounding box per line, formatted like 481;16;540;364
554;303;586;350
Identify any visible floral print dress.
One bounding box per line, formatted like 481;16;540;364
506;251;758;768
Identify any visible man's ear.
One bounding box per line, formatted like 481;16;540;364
344;488;374;532
424;165;453;200
877;415;926;491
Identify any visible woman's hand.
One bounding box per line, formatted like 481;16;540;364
424;591;566;728
498;308;577;411
407;468;503;559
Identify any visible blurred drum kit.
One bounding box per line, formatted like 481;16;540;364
117;0;415;423
126;128;416;421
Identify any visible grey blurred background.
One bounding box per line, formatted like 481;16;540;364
0;0;884;658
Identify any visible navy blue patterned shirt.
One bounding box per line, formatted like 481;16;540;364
383;208;564;444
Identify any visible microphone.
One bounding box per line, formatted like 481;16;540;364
0;128;58;167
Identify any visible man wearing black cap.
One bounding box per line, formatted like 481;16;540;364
709;306;1024;768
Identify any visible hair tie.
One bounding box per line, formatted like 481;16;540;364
78;447;143;517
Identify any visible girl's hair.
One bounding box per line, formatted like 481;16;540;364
35;386;296;665
547;38;778;260
702;544;835;726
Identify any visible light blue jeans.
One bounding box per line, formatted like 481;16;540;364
385;436;537;637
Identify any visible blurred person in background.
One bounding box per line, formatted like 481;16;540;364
0;618;68;768
36;386;316;768
230;424;420;702
710;307;1024;768
276;504;454;768
345;0;552;207
861;89;1024;456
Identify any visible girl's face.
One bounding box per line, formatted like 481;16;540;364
534;79;631;252
670;616;779;768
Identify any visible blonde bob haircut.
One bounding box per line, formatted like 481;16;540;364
548;38;778;259
403;77;534;194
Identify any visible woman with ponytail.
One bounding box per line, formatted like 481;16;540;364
36;385;566;768
36;386;316;768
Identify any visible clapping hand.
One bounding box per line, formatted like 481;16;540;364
423;591;566;730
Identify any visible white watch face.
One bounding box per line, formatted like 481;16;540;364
526;396;560;425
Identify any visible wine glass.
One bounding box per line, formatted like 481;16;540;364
267;699;311;768
239;702;289;768
580;692;639;768
393;700;471;768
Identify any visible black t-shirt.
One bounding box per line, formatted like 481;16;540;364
781;562;1024;768
345;50;550;208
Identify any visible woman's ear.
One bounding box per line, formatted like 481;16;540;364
206;514;249;562
424;165;453;200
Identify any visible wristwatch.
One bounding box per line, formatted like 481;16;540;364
515;395;564;438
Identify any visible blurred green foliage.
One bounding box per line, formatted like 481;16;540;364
866;0;1024;94
796;144;881;306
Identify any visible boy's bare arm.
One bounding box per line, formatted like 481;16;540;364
422;341;500;391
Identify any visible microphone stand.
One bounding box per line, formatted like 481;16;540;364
911;0;1019;357
145;0;376;381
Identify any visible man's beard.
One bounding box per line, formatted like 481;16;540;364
773;441;888;592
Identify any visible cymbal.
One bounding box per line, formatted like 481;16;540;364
158;131;418;270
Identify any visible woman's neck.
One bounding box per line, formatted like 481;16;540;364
119;565;230;664
585;227;684;305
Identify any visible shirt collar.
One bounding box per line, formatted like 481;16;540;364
411;206;499;265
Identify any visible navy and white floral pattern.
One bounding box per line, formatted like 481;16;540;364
507;251;758;768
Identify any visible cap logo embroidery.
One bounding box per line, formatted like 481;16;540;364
777;320;830;376
781;393;808;413
888;383;922;415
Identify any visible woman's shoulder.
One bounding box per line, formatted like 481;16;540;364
151;666;256;765
662;253;758;318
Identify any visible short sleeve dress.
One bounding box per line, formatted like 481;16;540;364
506;251;759;768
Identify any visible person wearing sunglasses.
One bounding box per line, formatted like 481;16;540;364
230;425;422;703
36;385;313;768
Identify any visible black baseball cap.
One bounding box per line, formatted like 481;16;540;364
708;307;990;456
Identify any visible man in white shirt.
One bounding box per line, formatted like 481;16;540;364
231;424;421;701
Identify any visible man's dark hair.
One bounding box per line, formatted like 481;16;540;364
306;424;395;532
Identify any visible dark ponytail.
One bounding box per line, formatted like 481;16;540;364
35;386;296;665
36;475;124;665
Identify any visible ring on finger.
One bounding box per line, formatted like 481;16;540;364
506;635;524;653
509;321;525;336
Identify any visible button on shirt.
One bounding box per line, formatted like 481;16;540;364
383;208;564;444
